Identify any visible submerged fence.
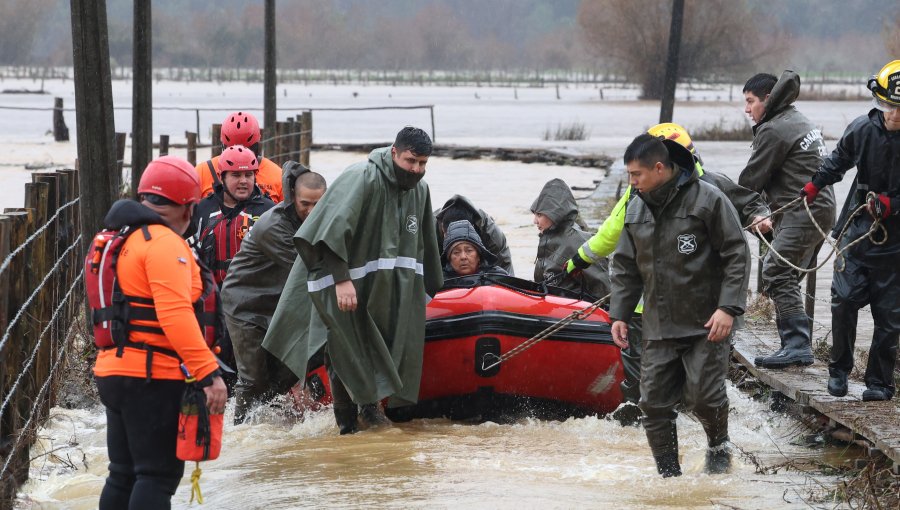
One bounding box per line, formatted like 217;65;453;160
0;169;82;506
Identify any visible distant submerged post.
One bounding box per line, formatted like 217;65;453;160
659;0;684;123
264;0;276;160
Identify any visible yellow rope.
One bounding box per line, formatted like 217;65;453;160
190;462;204;504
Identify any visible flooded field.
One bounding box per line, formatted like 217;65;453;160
4;79;878;508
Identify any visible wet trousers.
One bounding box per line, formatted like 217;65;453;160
829;247;900;397
761;226;824;319
227;315;298;414
620;315;643;404
95;376;185;510
639;335;730;458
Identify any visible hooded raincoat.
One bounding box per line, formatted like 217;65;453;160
441;219;508;278
531;179;610;299
269;147;443;407
434;195;514;275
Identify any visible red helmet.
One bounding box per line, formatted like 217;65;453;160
137;156;201;205
217;145;259;177
220;111;260;147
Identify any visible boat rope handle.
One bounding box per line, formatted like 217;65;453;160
745;192;887;274
481;293;611;371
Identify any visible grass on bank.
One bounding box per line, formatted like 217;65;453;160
543;121;590;141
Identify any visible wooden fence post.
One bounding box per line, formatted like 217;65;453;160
24;182;51;422
185;132;197;166
0;210;35;500
158;134;169;156
115;132;126;196
211;124;222;158
53;98;69;142
290;116;301;162
0;215;11;506
300;111;312;167
274;121;288;167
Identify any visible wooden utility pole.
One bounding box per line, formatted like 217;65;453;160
659;0;684;123
70;0;118;256
264;0;276;159
132;0;152;196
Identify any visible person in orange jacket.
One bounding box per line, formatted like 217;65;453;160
93;156;227;510
195;111;283;202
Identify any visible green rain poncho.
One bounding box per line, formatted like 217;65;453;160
264;147;443;406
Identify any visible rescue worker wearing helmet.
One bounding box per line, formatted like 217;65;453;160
195;111;284;202
563;123;769;420
739;71;837;370
802;60;900;402
93;156;226;509
609;134;750;477
220;162;327;424
193;145;276;389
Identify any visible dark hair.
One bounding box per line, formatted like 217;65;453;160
295;171;327;192
743;73;777;99
142;193;179;206
440;206;476;230
394;126;433;156
623;133;670;169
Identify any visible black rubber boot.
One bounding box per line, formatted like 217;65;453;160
334;406;359;435
359;403;392;429
612;402;642;427
654;453;682;478
827;370;848;397
704;443;732;475
754;316;814;368
862;387;892;402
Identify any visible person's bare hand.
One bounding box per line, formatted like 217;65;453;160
704;309;734;342
750;216;773;234
203;376;227;415
336;280;357;312
611;321;629;349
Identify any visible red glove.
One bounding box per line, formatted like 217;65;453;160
800;182;820;204
867;193;892;219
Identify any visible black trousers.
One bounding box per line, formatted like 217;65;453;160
95;375;186;510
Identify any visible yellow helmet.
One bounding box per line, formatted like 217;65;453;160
867;60;900;112
648;122;696;154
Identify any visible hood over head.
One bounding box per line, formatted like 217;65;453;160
280;160;310;208
530;178;578;228
441;219;497;266
761;70;801;123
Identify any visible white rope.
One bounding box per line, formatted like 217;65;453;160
0;319;76;480
0;198;79;279
0;235;82;354
0;269;84;419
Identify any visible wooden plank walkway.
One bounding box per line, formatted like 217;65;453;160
733;323;900;466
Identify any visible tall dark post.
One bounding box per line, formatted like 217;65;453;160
659;0;684;123
70;0;118;256
264;0;276;159
132;0;152;197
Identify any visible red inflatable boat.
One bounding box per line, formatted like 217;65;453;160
389;274;623;421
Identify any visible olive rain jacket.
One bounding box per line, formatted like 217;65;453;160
221;163;310;328
435;195;514;275
609;163;750;341
266;147;443;407
739;70;835;229
531;178;610;299
811;108;900;256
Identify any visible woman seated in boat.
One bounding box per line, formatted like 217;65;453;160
442;220;509;279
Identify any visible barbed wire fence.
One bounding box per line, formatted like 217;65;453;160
0;169;82;507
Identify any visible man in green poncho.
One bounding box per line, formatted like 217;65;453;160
280;126;443;434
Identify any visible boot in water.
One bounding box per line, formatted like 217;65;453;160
359;403;392;429
755;316;814;369
704;442;732;474
334;405;359;435
654;453;682;478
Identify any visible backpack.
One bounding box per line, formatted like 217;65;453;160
85;224;223;357
196;210;254;284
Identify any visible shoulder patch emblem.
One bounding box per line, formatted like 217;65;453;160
677;234;697;255
406;214;419;234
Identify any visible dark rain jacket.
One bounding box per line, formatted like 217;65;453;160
434;195;514;275
610;163;750;341
221;163;310;328
275;147;443;406
192;183;275;283
531;179;610;299
811;108;900;256
739;70;835;229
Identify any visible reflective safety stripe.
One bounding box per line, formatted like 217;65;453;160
579;240;602;263
307;256;425;292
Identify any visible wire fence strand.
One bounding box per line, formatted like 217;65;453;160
0;198;79;279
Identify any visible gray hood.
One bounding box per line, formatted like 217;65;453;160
530;178;579;229
759;70;801;127
279;160;310;208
